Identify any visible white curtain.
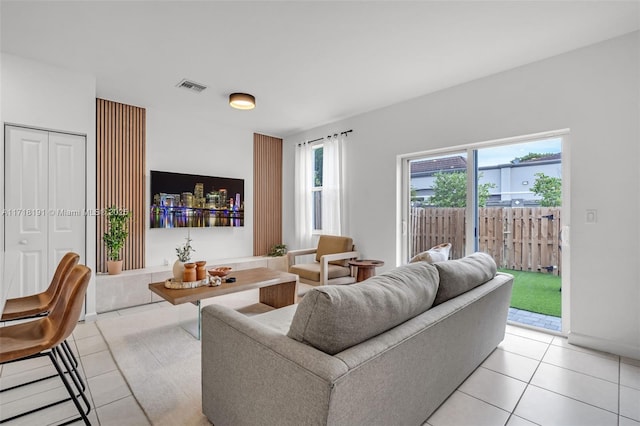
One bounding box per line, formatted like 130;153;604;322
294;142;314;248
322;133;345;236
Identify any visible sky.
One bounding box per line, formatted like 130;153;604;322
477;138;562;167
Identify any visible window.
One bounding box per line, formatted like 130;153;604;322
295;133;345;244
312;145;323;232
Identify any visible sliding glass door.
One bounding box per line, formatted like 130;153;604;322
407;151;469;260
401;134;566;332
475;141;563;277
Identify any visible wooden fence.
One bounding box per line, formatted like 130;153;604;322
410;207;562;275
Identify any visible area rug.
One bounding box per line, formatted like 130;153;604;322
96;290;272;426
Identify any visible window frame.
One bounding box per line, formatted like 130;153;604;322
397;129;570;335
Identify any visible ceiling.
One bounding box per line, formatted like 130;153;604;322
1;1;639;138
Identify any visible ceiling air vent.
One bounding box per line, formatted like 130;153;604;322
176;79;207;93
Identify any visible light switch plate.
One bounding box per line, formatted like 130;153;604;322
586;209;597;224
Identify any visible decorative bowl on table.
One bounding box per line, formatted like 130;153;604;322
208;266;232;277
164;277;209;289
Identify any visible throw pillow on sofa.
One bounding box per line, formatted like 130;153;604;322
409;243;452;263
432;252;497;306
287;262;440;355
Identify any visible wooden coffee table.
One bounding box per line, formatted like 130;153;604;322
149;267;297;339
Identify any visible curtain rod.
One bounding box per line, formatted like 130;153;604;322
298;129;353;146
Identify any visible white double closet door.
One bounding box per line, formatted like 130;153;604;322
4;125;86;299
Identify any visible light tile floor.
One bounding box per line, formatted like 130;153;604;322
1;303;639;426
425;324;640;426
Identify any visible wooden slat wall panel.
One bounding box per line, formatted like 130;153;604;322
253;133;283;256
96;98;146;272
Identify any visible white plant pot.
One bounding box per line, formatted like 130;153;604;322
173;260;186;282
107;260;123;275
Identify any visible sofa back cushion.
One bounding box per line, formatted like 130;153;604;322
287;262;439;355
433;252;497;306
315;235;354;267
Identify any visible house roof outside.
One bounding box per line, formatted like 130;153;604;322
411;153;562;177
509;153;562;165
410;156;467;177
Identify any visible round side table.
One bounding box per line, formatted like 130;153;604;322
348;259;385;282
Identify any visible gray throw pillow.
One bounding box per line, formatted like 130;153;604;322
433;252;497;306
287;262;439;355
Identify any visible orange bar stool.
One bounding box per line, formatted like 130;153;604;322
1;252;80;321
0;264;92;425
1;252;81;384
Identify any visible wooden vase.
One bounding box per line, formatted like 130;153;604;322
183;263;196;282
195;261;207;280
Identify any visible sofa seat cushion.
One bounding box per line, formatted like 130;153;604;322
287;262;439;355
289;262;351;282
433;252;497;306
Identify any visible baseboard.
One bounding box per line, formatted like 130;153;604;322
568;332;640;360
84;311;98;323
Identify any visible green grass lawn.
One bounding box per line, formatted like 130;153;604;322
499;268;561;317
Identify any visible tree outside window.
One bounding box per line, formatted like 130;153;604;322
531;172;562;207
429;171;495;207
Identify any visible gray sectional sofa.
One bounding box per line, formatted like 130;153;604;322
201;252;513;426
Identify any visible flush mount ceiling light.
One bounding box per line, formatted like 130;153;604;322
229;93;255;110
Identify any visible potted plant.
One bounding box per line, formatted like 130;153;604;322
267;244;287;257
267;243;288;271
174;235;195;281
103;205;132;275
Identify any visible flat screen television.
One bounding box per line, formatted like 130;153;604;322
150;170;244;228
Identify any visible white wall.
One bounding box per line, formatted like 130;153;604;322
0;53;97;319
145;107;254;266
283;32;640;358
0;53;256;319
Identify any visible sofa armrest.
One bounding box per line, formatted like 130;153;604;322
319;251;359;284
201;304;348;426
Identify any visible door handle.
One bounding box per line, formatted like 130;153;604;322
19;239;27;245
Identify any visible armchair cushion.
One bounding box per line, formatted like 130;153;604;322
315;235;354;267
289;263;352;282
287;262;440;355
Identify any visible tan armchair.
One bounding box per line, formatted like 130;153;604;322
288;235;359;296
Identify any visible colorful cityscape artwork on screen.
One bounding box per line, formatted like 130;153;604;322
150;170;244;228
